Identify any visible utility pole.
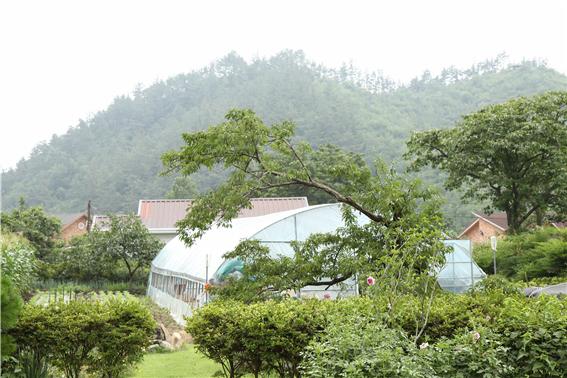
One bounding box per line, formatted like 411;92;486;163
86;200;92;232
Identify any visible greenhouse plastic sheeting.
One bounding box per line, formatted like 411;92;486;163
150;204;360;282
147;203;486;323
438;239;486;293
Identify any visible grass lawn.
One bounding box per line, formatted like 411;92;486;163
128;345;221;378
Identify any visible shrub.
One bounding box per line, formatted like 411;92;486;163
189;293;567;378
494;295;567;377
301;315;434;378
186;300;246;377
474;227;567;280
10;298;155;378
431;327;514;377
1;276;23;360
1;232;37;294
187;299;330;378
89;299;157;377
373;291;511;343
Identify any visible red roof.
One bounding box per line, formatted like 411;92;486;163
137;197;309;229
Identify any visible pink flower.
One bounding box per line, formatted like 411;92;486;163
472;331;480;342
367;276;376;286
323;293;331;299
419;342;429;349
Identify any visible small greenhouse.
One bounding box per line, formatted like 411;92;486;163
147;203;485;323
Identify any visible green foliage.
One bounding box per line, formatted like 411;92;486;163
1;199;61;260
10;298;156;378
188;292;566;378
13;348;51;378
406;91;567;233
54;214;163;282
1;276;23;360
185;300;245;378
494;296;567;377
392;290;567;377
89;299;158;378
187;299;329;378
164;109;447;309
54;234;121;282
474;227;567;280
3;52;566;232
0;232;37;294
92;215;164;282
431;328;514;377
301;315;434;378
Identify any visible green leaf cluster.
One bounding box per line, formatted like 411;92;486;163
301;314;434;378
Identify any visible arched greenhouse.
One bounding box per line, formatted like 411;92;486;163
147;203;485;323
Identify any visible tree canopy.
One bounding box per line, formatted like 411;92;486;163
406;91;567;233
89;215;164;282
1;199;61;259
163;109;447;301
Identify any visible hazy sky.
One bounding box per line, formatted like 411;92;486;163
1;0;566;170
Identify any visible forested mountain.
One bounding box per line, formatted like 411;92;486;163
3;51;567;230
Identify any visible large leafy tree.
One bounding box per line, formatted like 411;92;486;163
91;215;164;282
162;109;447;312
1;199;61;259
406;91;567;233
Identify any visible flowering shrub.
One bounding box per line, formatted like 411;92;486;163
301;315;434;377
431;327;514;377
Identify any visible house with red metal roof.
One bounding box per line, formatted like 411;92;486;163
137;197;309;242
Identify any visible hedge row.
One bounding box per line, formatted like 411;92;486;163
189;289;567;377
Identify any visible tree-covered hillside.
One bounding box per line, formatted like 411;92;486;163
2;51;566;230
